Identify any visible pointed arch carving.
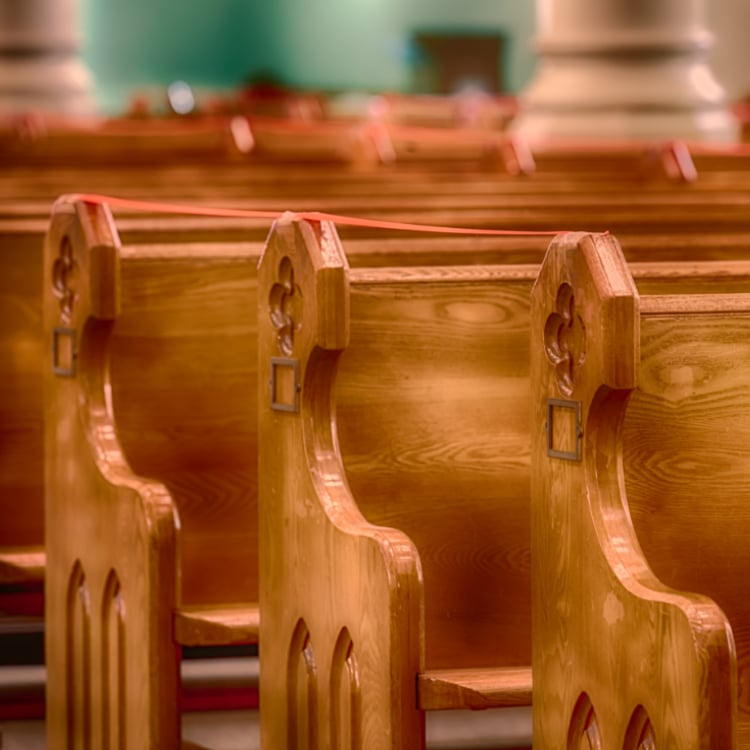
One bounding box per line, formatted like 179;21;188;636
101;570;126;749
288;619;318;749
330;628;361;750
624;705;656;750
568;692;602;750
66;561;92;749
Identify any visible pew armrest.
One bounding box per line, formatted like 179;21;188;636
418;667;532;711
174;605;260;647
0;547;45;584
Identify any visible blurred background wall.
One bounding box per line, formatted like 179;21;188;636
81;0;534;113
80;0;749;115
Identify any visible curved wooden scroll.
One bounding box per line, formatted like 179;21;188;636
43;197;179;750
530;232;735;749
258;214;424;749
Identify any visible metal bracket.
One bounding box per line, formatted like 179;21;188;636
546;398;583;461
52;326;77;377
269;357;300;413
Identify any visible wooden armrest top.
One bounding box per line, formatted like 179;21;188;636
174;605;260;647
418;666;532;711
0;547;45;584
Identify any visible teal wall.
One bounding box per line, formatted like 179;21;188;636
401;0;536;92
82;0;536;113
83;0;254;112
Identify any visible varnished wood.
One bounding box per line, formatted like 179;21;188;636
40;197;554;748
8;181;750;600
530;233;750;749
418;667;533;710
9;116;750;745
43;198;258;750
44;200;180;750
174;606;260;647
0;548;45;585
257;215;750;749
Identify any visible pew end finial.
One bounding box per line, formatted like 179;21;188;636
44;196;121;379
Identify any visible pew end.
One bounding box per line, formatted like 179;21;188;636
258;214;427;748
258;215;543;748
43;197;182;747
43;196;262;748
530;232;737;748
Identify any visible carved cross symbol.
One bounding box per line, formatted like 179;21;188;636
544;283;586;396
269;256;303;356
52;237;78;323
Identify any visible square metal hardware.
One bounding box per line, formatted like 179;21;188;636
270;357;300;413
52;326;77;377
546;398;583;462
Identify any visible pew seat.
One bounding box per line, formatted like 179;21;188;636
0;549;45;585
418;667;533;710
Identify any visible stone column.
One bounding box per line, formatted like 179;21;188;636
0;0;96;116
708;0;750;102
511;0;738;143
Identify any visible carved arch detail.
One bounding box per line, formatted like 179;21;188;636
330;628;361;750
288;618;318;749
623;705;656;750
101;570;126;750
66;560;92;749
567;692;602;750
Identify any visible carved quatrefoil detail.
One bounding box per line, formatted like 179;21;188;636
52;237;79;323
544;283;586;397
269;256;303;356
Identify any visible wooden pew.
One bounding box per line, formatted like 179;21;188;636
0;190;528;711
6;193;577;595
46;196;591;746
36;188;750;741
18;179;750;600
529;233;750;748
256;215;750;748
42;198;263;748
7;110;750;182
368;91;516;130
0;115;250;166
7;143;750;211
17;147;750;736
11;189;750;255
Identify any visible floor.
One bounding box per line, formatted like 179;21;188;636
1;710;532;749
0;661;532;749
